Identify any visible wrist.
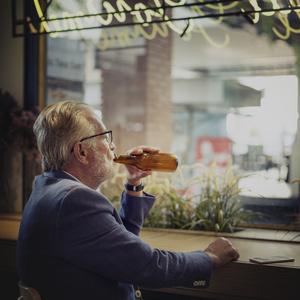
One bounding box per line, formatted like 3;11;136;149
125;178;142;186
124;180;144;192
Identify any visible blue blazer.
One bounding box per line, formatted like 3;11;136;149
17;170;212;300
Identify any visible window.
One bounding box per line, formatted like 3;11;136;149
41;0;299;228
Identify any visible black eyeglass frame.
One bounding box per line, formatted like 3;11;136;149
71;130;113;152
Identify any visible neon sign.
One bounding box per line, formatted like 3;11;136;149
27;0;300;50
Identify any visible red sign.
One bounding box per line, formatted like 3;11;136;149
196;137;232;167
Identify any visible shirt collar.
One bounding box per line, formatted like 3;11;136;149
61;170;82;184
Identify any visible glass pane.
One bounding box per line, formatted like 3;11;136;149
44;0;300;228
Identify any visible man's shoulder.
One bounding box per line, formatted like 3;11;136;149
34;171;97;201
33;170;113;210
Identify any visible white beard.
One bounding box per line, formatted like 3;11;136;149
88;150;115;189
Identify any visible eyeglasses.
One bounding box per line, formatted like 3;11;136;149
71;130;113;152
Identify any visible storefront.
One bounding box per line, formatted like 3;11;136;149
1;1;300;298
2;0;299;223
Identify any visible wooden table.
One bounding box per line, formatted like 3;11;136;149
0;216;21;273
1;216;299;300
140;228;300;300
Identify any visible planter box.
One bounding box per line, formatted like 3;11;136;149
241;195;299;225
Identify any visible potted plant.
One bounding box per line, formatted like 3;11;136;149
101;155;253;233
0;89;41;211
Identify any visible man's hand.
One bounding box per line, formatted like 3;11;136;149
125;145;160;186
204;237;240;269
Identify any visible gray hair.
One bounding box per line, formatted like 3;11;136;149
33;101;101;171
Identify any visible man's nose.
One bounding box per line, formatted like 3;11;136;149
110;142;116;150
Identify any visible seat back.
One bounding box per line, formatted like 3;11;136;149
18;281;41;300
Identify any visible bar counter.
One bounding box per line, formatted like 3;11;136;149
0;215;299;300
140;228;300;300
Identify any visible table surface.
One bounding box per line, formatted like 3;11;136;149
139;228;300;300
140;228;300;267
1;215;300;300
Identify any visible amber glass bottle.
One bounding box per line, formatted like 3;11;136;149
113;153;179;172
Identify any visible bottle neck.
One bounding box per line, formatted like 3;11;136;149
113;154;136;164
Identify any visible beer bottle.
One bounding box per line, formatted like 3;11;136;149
113;152;178;172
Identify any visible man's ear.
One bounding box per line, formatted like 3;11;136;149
73;143;89;164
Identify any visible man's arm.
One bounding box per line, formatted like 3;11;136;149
119;190;156;235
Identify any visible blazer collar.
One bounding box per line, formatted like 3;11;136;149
44;170;80;183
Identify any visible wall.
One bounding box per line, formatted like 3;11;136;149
0;3;24;299
0;1;24;213
0;1;24;102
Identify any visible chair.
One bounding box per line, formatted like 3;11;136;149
18;281;41;300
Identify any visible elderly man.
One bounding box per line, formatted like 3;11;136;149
17;100;239;300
